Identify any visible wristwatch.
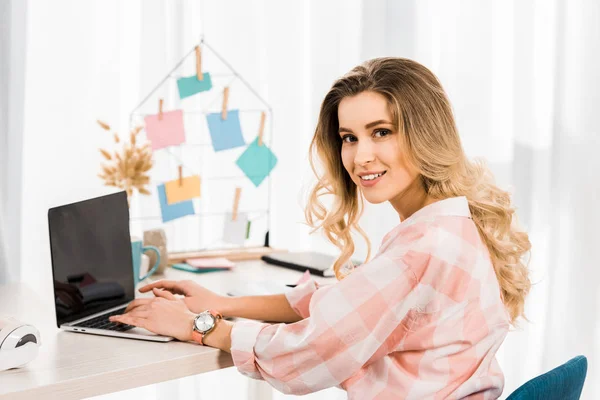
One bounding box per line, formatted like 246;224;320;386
191;310;222;345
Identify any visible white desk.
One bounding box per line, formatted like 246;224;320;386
0;260;336;400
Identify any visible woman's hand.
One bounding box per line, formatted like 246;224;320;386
109;288;196;342
135;279;230;315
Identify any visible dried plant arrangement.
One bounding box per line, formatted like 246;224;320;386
96;120;154;205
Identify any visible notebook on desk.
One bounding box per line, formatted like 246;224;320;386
262;251;361;277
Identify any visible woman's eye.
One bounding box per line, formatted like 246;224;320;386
341;135;357;143
374;129;391;138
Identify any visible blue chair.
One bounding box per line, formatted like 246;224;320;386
507;356;587;400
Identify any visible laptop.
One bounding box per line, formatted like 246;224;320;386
48;191;173;342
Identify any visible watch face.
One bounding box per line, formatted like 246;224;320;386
195;313;215;332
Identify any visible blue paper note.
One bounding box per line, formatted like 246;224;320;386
157;184;195;223
177;73;213;99
235;137;278;187
206;109;246;152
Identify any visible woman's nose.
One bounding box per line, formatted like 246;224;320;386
354;142;375;165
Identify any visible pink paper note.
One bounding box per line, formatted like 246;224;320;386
185;257;235;269
144;109;186;151
295;269;311;285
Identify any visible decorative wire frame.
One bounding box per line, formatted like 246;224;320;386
127;36;274;253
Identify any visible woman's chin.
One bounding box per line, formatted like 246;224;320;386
362;191;390;204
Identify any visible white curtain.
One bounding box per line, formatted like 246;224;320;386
362;0;600;398
0;0;7;284
0;0;27;285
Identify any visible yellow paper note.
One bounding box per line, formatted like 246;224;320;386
165;175;201;205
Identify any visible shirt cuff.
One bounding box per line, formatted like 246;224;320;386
230;320;269;380
284;279;319;319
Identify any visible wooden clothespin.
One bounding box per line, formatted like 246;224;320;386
195;46;203;81
158;98;164;121
232;187;241;221
221;87;230;120
258;111;266;146
178;165;183;186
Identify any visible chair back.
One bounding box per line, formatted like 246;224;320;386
507;356;587;400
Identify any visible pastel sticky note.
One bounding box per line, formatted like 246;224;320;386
171;263;224;274
144;110;186;151
206;109;246;152
157;184;195;223
165;175;201;205
177;73;213;99
186;257;234;269
235;137;278;187
223;212;248;245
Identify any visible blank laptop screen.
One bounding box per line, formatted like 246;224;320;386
48;191;135;326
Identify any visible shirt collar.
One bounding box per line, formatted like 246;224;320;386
377;197;471;255
403;196;472;223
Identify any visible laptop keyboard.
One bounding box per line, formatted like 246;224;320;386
74;306;135;332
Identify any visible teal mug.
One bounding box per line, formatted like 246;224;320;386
131;237;160;287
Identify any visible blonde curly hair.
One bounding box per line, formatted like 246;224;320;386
305;57;531;325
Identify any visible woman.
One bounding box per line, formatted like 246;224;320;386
111;58;531;399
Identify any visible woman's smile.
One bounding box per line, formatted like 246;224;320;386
358;170;387;187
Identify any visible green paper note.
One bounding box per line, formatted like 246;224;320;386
171;263;224;273
177;73;213;99
235;137;278;187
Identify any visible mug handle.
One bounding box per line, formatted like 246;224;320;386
139;245;161;281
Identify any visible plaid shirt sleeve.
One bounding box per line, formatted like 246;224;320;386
283;279;319;319
230;253;422;395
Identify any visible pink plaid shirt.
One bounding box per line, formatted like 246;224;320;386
230;197;509;399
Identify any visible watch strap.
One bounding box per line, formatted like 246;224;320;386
191;329;205;345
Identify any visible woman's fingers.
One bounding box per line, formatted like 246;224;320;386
139;280;187;295
153;288;177;301
125;309;150;318
125;298;152;313
110;314;146;329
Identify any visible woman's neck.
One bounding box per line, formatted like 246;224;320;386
389;177;437;222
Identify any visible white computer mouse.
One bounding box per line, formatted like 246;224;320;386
0;316;41;371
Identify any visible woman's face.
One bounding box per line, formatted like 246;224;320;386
338;91;420;205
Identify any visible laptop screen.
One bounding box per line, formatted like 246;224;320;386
48;191;135;327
